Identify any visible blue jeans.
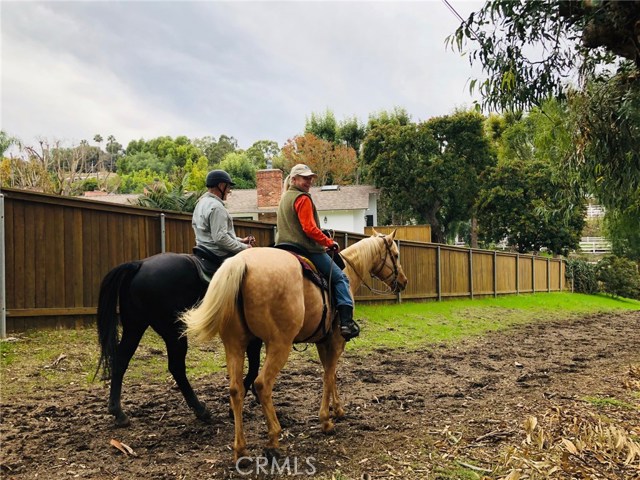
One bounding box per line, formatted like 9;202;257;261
307;252;353;308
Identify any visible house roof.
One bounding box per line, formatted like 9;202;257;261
78;192;140;205
226;185;379;214
80;185;380;213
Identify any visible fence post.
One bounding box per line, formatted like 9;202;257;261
160;213;166;253
344;232;348;249
437;245;442;301
493;251;498;298
396;240;402;304
532;256;535;293
516;254;520;295
547;258;551;292
0;194;5;339
469;248;474;300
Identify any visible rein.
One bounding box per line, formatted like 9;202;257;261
341;235;401;295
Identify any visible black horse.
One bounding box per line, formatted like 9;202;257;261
95;252;262;427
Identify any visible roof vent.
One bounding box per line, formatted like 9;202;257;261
320;185;340;191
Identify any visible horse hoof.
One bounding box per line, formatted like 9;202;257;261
114;414;130;428
195;408;213;424
334;407;345;418
263;447;282;462
235;452;251;467
192;402;212;422
321;421;335;434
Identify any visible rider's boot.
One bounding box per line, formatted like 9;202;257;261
337;305;360;341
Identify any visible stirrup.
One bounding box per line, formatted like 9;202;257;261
340;320;360;341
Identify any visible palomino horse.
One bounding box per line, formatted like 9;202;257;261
182;230;407;461
95;253;262;427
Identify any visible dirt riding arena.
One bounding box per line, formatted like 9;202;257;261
2;311;639;479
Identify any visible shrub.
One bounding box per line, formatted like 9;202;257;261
596;255;640;299
566;258;599;294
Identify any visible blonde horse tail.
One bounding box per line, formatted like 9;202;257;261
182;254;247;344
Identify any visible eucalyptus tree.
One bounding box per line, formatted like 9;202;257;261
245;140;280;169
449;0;640;112
450;0;640;255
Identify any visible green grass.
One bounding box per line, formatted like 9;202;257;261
1;292;638;400
582;395;638;410
352;292;640;351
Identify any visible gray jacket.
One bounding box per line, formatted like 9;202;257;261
192;192;248;257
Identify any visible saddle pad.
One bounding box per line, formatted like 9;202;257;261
288;252;329;292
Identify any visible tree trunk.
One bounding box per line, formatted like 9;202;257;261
470;215;479;248
425;202;445;244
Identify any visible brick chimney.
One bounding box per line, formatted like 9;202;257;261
256;168;283;208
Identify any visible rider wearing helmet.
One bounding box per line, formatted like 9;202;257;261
192;169;255;267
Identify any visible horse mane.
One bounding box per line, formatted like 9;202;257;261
342;235;384;274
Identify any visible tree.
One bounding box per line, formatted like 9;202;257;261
605;204;640;262
219;152;257;189
117;168;168;194
362;112;495;244
192;135;238;166
121;136;207;179
477;158;584;255
449;0;640;112
451;2;640;256
362;122;451;242
366;107;411;130
426;111;496;246
567;69;640;222
305;110;338;143
1;130;18;157
245;140;280;169
135;175;203;213
476;103;586;255
338;116;366;153
105;135;123;172
281;133;357;186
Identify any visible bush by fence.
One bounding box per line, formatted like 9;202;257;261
596;255;640;300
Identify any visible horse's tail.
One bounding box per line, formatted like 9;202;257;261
94;261;142;381
182;254;247;344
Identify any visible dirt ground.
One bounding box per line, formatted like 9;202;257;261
1;311;639;479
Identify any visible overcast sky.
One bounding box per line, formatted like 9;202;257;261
1;0;483;150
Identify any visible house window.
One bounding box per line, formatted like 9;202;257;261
365;215;374;227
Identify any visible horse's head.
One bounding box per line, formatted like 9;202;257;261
370;229;408;294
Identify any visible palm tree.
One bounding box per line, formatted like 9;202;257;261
136;174;204;213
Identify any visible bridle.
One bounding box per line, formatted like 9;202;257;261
341;235;402;295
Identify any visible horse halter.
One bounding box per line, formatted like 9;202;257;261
343;235;401;295
369;235;401;293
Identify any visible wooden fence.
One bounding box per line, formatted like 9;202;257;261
1;188;565;332
365;225;431;243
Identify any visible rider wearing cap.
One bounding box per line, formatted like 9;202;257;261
192;169;255;267
276;163;360;341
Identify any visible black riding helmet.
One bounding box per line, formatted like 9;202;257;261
205;169;235;188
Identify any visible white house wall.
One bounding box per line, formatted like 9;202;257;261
368;192;378;226
318;209;367;234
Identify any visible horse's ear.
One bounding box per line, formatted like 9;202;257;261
388;229;397;241
371;227;379;237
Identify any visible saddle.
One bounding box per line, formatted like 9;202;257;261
190;245;225;283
